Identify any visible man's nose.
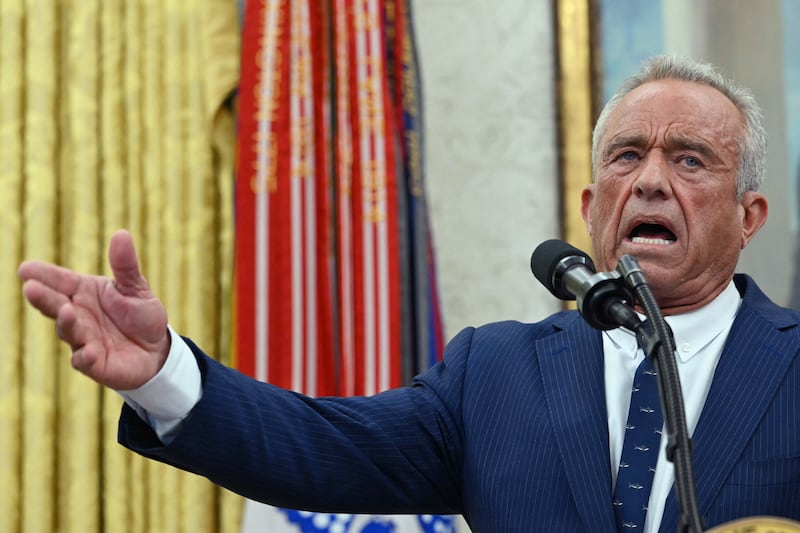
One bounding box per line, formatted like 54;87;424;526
632;155;672;199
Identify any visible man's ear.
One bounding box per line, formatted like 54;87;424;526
739;191;768;249
581;185;595;236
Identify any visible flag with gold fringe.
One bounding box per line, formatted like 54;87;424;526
233;0;451;531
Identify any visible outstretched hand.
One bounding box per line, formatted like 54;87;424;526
19;230;171;390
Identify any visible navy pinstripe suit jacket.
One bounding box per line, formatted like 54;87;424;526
119;274;800;532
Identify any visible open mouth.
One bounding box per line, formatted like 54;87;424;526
629;223;676;245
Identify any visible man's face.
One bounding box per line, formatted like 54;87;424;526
582;79;767;313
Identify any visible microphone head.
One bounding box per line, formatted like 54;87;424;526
531;239;596;300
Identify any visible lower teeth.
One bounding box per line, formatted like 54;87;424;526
632;237;673;245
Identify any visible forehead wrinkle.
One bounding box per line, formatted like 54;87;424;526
602;123;732;166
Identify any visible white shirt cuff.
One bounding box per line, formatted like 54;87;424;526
117;325;203;443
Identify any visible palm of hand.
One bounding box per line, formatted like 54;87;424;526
19;230;171;391
67;273;169;390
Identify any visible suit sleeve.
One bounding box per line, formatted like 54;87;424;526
117;329;475;515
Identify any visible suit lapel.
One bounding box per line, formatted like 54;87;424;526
538;316;617;533
659;279;800;532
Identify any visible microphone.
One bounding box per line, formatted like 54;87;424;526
531;239;639;331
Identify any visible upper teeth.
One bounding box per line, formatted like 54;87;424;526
632;237;673;245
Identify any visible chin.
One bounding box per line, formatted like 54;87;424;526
631;269;679;298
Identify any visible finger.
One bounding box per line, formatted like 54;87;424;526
21;279;72;319
108;230;149;296
70;342;100;376
18;260;81;297
55;302;89;349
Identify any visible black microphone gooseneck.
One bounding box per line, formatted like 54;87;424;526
531;240;705;533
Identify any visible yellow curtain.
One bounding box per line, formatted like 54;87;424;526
0;1;243;531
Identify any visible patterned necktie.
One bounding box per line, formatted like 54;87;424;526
613;356;664;530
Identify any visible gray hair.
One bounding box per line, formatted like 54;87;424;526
591;55;767;197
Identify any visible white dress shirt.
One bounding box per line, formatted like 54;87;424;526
121;281;741;531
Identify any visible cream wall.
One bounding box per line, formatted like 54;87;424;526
413;2;560;528
413;0;561;344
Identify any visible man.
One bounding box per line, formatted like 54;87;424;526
19;56;800;532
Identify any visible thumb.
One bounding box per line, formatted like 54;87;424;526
108;230;149;295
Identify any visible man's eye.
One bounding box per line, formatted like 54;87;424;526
618;151;638;161
682;156;701;167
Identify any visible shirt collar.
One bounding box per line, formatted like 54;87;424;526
604;280;741;362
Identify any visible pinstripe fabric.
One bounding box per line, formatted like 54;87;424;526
119;275;800;532
660;276;800;532
535;315;617;531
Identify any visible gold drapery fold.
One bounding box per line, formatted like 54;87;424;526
1;1;242;531
22;2;60;533
0;1;25;530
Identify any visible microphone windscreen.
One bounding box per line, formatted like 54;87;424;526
530;239;595;296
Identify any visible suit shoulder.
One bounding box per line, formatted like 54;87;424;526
459;310;583;348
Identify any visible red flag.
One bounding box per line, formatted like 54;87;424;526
234;0;337;396
234;1;451;530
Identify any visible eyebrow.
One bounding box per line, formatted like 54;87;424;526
602;133;720;162
602;134;648;161
664;136;718;161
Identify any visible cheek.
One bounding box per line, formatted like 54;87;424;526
590;187;625;233
687;196;744;245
